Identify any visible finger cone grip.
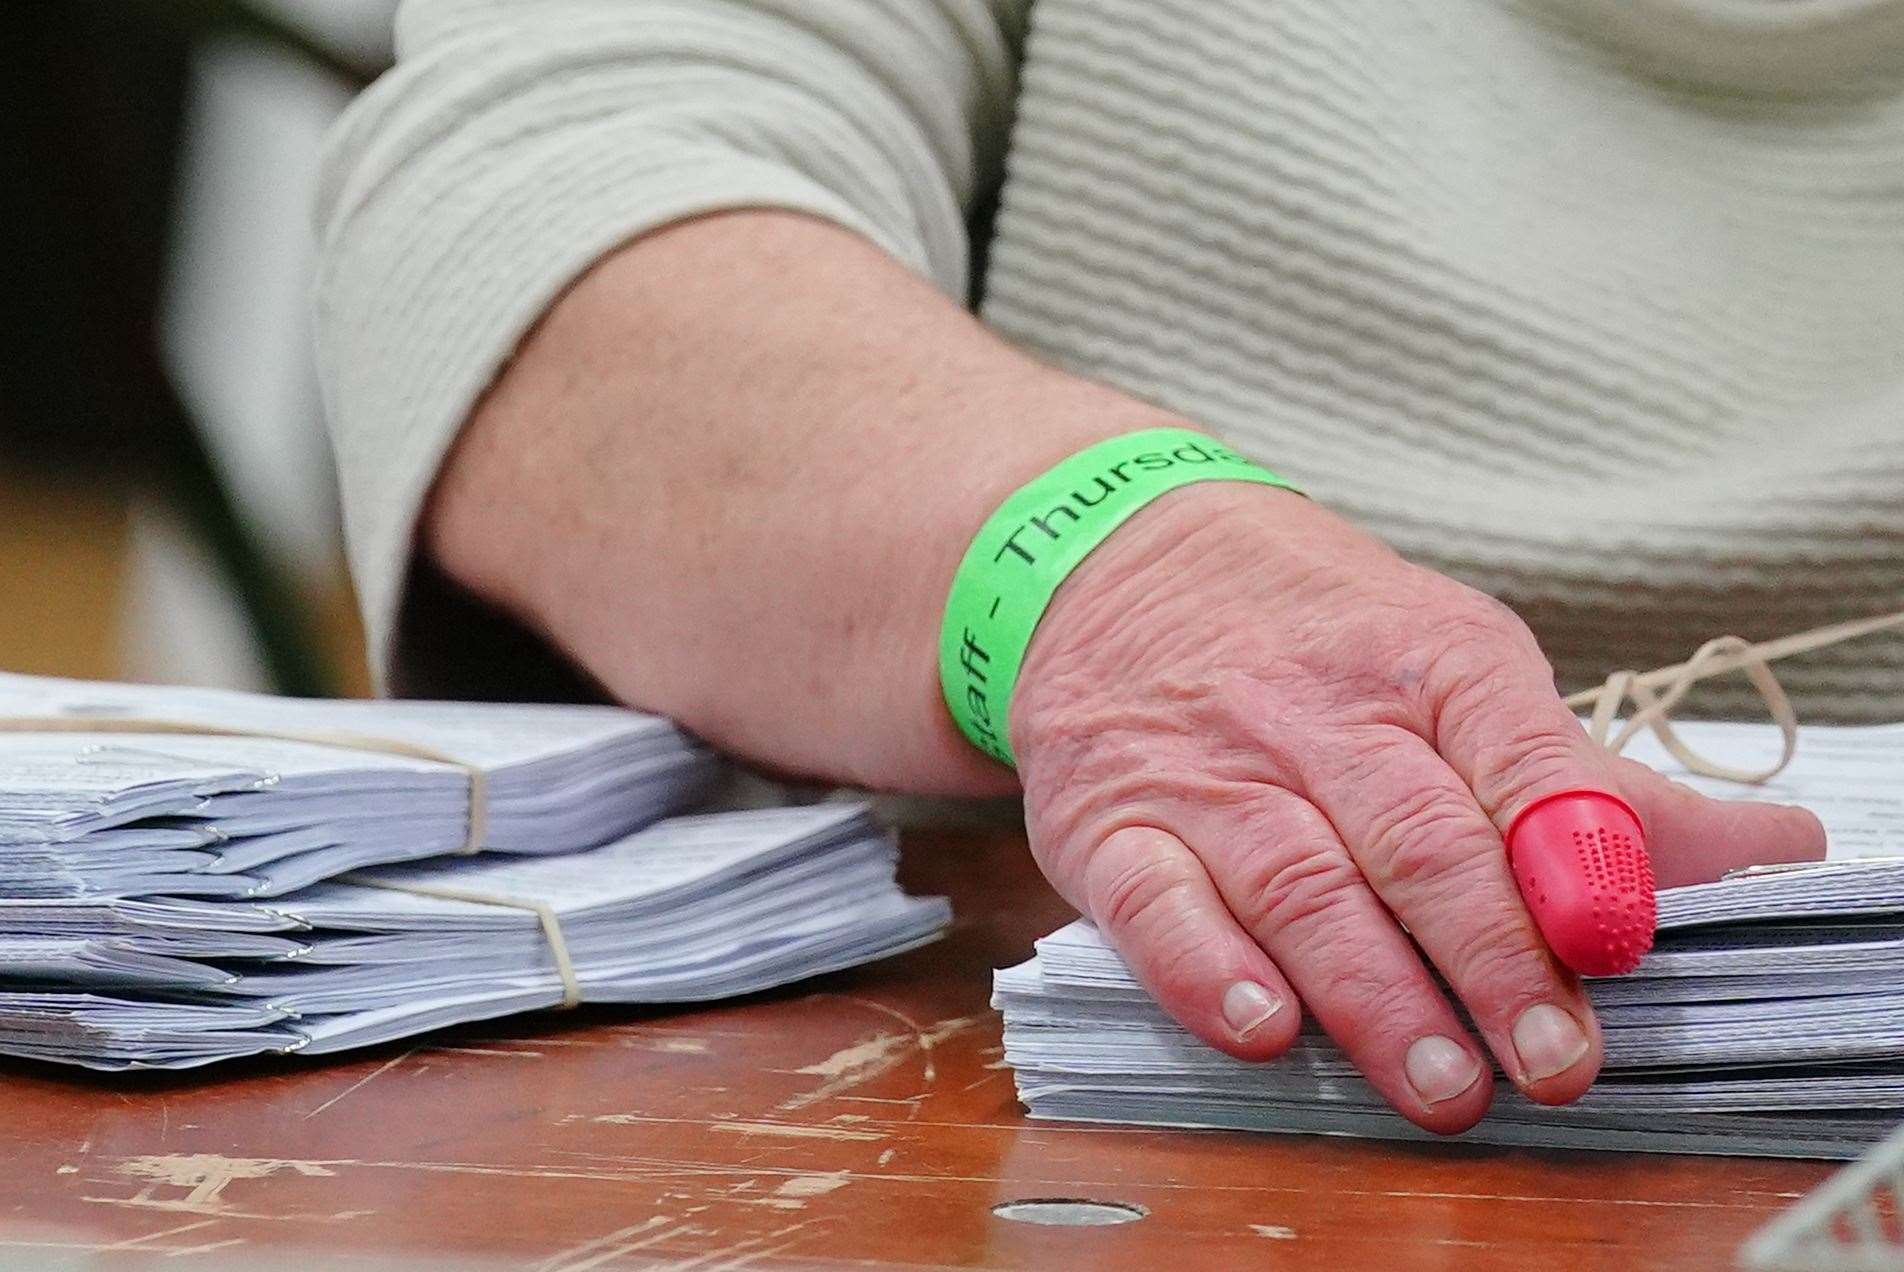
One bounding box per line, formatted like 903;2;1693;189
1506;790;1655;977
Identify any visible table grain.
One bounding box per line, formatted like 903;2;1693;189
0;827;1834;1270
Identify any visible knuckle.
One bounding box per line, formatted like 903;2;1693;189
1437;584;1536;646
1230;843;1365;936
1362;786;1496;893
1089;846;1200;944
1317;730;1409;789
1440;914;1554;1003
1421;598;1543;698
1486;726;1590;807
1441;591;1525;647
1464;589;1536;640
1304;953;1432;1033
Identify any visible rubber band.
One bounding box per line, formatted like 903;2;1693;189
1564;609;1904;782
0;716;490;854
939;428;1301;766
337;874;583;1009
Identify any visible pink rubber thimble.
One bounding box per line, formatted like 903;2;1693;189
1505;790;1656;977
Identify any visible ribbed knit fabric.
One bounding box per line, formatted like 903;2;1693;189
317;0;1904;720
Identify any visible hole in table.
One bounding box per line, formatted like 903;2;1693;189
991;1198;1148;1227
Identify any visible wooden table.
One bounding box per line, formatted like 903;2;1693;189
0;827;1836;1270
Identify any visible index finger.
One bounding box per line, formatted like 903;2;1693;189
1304;730;1603;1105
1418;630;1661;973
1434;672;1821;956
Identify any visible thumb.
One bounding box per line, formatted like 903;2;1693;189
1612;756;1827;889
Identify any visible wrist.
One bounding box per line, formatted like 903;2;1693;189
1008;479;1322;764
935;432;1305;769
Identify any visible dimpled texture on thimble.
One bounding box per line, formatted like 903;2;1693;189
1508;792;1656;977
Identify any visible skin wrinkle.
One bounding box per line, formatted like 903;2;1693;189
1307;724;1425;791
1032;642;1364;815
1308;956;1446;1051
1417;854;1566;995
1038;764;1235;868
1301;653;1431;728
1021;587;1235;739
1356;785;1500;895
1418;618;1537;716
1256;902;1483;1120
1437;912;1572;1027
1296;739;1602;1101
426;210;1826;1135
1142;908;1232;1006
1216;682;1401;786
1024;681;1297;863
1080;825;1304;1061
1207;797;1471;1028
1089;842;1205;946
1423;609;1551;696
1386;903;1563;1033
1471;728;1603;822
1021;638;1301;812
1009;476;1807;1121
1046;560;1209;672
1012;474;1618;1122
1222;820;1366;939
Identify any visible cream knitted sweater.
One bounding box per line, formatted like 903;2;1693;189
316;0;1904;719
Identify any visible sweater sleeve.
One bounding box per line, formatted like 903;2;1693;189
314;0;1026;689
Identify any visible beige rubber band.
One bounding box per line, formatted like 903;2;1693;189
0;717;490;854
0;716;573;1003
337;874;583;1009
1563;609;1904;783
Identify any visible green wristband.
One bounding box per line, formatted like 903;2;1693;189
939;428;1301;766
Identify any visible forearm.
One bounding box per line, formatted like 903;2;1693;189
419;208;1828;1137
425;209;1181;793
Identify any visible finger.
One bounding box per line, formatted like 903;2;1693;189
1072;825;1302;1061
1430;655;1826;952
1191;790;1495;1133
1428;655;1632;833
1610;756;1826;888
1425;656;1660;976
1304;730;1602;1106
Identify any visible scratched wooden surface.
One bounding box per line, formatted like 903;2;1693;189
0;826;1836;1270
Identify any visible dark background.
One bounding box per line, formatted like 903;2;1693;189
0;1;384;693
4;0;378;472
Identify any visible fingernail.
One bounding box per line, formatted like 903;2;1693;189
1403;1035;1483;1106
1221;981;1283;1040
1512;1003;1589;1081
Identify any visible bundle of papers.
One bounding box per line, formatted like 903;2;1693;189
996;721;1904;1159
0;672;719;897
0;804;947;1069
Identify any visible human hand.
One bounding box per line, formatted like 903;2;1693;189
1012;482;1825;1132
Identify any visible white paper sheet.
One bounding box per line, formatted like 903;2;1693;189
997;720;1904;1159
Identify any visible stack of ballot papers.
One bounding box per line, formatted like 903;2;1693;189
0;803;947;1069
996;720;1904;1159
0;672;719;897
0;676;952;1069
